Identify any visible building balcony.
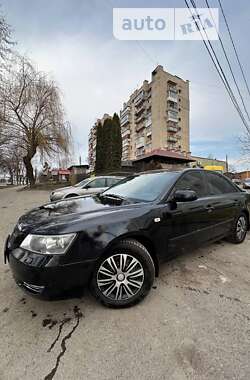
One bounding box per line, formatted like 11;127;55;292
135;104;145;115
134;91;145;106
136;148;145;157
167;102;178;111
135;112;146;124
135;137;145;149
122;139;130;147
168;136;178;143
167;111;178;123
145;117;152;128
120;105;130;118
167;91;178;103
168;83;177;92
120;114;130;126
121;128;130;138
136;123;145;132
168;126;178;133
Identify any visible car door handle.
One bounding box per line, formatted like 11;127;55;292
205;205;215;212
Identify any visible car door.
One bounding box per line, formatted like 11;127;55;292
154;170;213;257
204;171;240;239
83;177;107;195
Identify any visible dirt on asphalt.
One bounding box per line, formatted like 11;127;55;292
0;187;249;380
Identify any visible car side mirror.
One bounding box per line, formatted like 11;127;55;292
173;189;197;202
84;184;90;189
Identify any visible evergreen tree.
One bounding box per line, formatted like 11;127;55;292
102;118;112;172
95;114;122;174
95;122;104;174
112;113;122;171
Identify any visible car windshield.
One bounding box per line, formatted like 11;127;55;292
102;171;179;202
245;179;250;183
74;178;90;187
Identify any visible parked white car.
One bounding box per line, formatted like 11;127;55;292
49;176;124;202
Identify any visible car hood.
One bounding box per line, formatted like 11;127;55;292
17;195;148;235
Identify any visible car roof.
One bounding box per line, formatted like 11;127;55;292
136;168;203;175
89;175;124;179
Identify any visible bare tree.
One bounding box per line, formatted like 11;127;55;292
0;7;14;148
0;55;70;186
0;144;24;184
0;6;15;66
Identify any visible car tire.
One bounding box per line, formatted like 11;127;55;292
90;239;155;308
228;213;248;244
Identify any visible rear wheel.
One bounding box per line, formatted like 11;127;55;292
228;213;248;244
90;239;155;308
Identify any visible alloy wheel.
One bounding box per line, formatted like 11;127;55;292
236;216;247;241
97;254;144;301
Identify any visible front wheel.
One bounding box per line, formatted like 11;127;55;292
65;194;78;198
90;239;155;308
228;213;248;244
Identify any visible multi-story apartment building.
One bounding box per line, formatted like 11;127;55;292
88;113;112;171
120;65;190;161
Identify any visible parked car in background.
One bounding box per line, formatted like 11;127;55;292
49;176;124;201
232;178;242;187
242;178;250;189
5;169;250;308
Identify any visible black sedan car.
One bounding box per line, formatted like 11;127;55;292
4;169;250;308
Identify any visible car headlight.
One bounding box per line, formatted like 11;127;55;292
51;192;60;199
20;233;76;255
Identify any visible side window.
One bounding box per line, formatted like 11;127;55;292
106;178;120;187
175;171;206;198
206;172;237;195
87;178;106;188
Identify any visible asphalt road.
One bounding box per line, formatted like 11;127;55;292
0;187;249;380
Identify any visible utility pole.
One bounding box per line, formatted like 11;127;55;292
226;154;229;172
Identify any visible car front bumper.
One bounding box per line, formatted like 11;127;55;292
5;241;96;298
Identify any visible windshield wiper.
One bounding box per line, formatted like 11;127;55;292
100;193;126;201
98;193;129;203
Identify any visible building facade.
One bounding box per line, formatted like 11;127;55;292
235;170;250;180
88;113;112;172
120;65;190;162
191;156;227;173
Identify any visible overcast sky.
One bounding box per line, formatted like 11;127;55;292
2;0;250;169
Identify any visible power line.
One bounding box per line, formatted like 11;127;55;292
104;0;158;66
184;0;250;133
218;0;250;99
206;0;250;122
188;0;249;129
135;41;158;66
